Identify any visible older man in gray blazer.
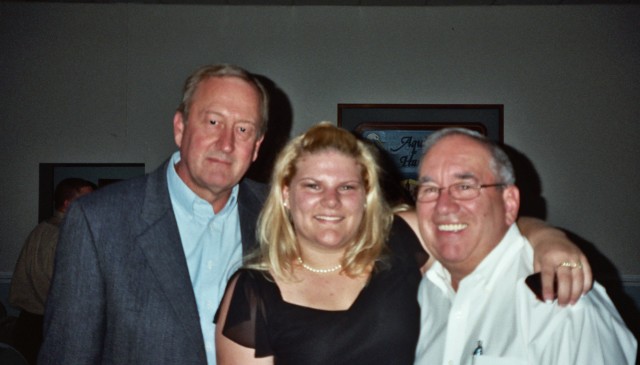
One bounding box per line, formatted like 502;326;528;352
40;64;269;365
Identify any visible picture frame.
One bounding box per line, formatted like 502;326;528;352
38;163;145;222
337;104;503;199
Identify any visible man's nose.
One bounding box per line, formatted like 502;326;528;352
217;126;234;152
435;188;459;213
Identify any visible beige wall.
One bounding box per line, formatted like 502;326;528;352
1;3;638;283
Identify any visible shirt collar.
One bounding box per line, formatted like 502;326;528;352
427;224;525;296
166;151;239;220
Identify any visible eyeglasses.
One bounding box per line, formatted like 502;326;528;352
415;182;506;203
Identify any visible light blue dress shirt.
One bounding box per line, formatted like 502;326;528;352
166;151;243;365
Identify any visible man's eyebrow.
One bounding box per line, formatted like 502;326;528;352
418;173;478;184
204;110;223;117
454;172;478;180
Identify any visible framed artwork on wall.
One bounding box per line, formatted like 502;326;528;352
38;163;145;222
338;104;503;200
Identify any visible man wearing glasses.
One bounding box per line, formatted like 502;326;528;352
412;128;636;365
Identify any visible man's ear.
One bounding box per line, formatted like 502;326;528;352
503;185;520;225
59;197;76;213
173;111;185;148
252;135;265;162
60;198;72;213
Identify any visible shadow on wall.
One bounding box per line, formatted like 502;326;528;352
245;75;293;184
505;144;639;355
502;144;547;220
564;230;640;356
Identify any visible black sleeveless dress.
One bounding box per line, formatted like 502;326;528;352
217;218;426;365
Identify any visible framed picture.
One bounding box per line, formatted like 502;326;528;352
338;104;503;201
38;163;145;222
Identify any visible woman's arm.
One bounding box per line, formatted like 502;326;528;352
395;209;434;274
215;275;274;365
517;216;593;305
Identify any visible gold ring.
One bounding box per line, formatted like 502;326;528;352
558;261;582;269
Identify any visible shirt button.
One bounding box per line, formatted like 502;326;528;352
207;260;214;270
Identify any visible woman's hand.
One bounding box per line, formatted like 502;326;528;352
518;216;593;305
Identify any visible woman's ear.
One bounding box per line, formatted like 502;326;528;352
282;185;290;209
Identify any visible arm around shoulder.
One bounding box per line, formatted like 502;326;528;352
517;216;593;305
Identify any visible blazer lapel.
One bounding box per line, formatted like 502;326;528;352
136;162;206;354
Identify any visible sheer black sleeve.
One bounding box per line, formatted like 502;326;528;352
215;269;274;357
389;216;429;269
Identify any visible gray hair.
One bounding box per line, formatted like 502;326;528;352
176;64;269;136
420;128;515;185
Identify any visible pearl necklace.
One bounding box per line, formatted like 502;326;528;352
297;257;342;274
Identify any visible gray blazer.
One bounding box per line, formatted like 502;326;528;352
39;160;268;365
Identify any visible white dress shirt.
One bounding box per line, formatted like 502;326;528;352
414;224;637;365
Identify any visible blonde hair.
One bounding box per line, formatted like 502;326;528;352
250;122;393;280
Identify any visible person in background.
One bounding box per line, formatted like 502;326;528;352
215;123;596;365
10;177;95;364
413;128;637;365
